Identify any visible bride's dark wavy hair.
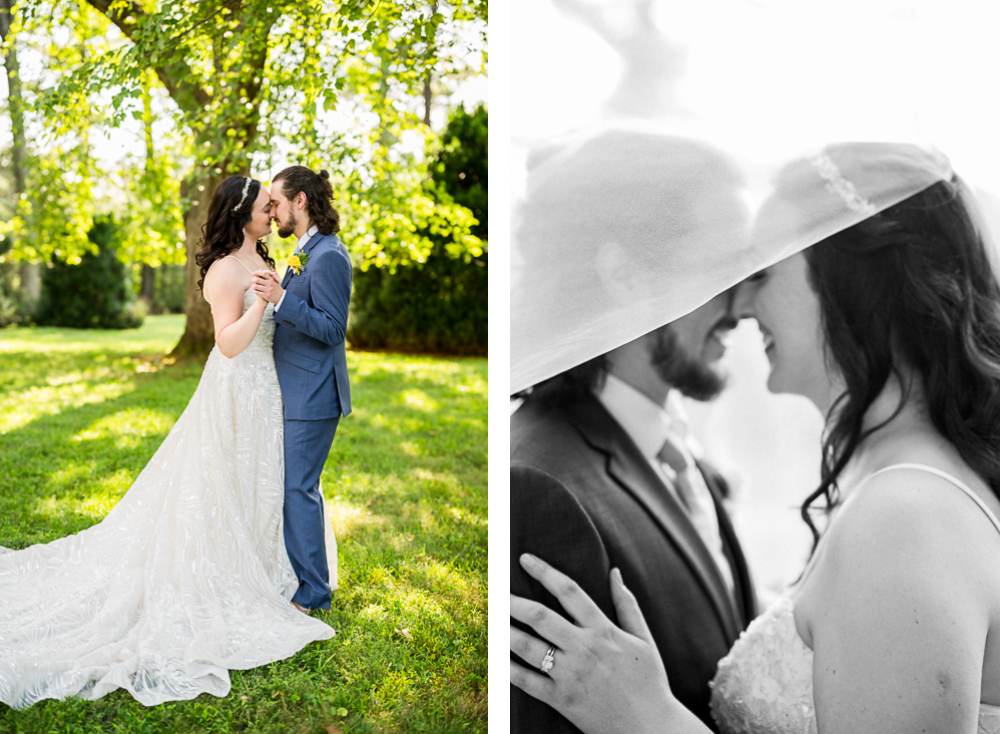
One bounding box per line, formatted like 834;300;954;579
800;177;1000;549
195;175;276;291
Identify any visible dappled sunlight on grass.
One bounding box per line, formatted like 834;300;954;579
447;505;486;528
400;388;440;412
46;371;92;386
42;461;96;502
410;467;464;491
351;575;474;644
399;440;422;456
72;407;176;448
407;555;485;608
371;670;417;710
326;497;387;540
0;381;134;435
34;467;134;522
0;317;486;733
0;315;185;355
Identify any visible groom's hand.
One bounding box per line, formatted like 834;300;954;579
251;270;284;304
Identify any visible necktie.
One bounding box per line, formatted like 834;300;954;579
657;434;735;594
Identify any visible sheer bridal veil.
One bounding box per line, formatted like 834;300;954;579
510;130;987;395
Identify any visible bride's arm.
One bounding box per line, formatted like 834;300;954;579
204;259;268;358
510;555;713;734
804;473;988;734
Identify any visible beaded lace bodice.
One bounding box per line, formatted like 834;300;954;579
710;464;1000;734
710;597;1000;734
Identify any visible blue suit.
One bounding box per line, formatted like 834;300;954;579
273;230;352;610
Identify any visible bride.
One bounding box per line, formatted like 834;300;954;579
510;143;1000;733
0;175;335;709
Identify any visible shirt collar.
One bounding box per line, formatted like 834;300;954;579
665;389;705;459
296;225;319;251
596;374;673;461
664;391;690;439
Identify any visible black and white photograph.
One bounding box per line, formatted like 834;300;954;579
508;1;1000;732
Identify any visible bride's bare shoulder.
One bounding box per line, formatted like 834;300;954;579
203;256;249;304
823;463;1000;596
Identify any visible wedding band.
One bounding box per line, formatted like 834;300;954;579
540;646;556;674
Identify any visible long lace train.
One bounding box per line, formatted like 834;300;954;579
0;291;336;708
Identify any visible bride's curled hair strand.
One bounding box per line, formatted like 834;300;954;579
801;177;1000;550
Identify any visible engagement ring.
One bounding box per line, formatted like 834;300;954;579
540;646;556;674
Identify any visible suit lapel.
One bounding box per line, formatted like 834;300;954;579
282;231;325;287
301;230;324;254
569;396;741;641
699;462;757;628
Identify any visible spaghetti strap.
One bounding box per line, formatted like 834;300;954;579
865;463;1000;537
205;255;255;303
224;254;255;275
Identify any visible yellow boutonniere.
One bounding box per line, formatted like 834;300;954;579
288;252;310;275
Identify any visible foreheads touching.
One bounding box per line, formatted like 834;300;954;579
268;166;341;240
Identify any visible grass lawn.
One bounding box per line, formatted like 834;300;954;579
0;315;487;734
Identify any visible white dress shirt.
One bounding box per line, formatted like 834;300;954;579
596;374;735;593
275;225;318;312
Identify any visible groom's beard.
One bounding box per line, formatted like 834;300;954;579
277;211;298;239
650;322;731;402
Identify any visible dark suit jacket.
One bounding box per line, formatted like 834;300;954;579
511;393;756;734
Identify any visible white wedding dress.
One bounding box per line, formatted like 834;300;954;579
0;288;336;709
710;464;1000;734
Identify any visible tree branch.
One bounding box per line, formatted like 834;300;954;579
225;14;274;152
84;0;212;112
170;0;239;42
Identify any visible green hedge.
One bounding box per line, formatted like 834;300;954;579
34;216;147;330
152;264;186;314
348;247;487;355
347;104;488;356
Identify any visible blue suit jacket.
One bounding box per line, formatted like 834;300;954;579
273;231;353;420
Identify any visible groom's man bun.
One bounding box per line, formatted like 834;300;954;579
273;165;341;235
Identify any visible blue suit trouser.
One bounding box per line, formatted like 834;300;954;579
283;416;340;610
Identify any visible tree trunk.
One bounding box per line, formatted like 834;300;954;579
1;0;37;315
0;0;25;197
140;264;155;309
169;168;221;361
423;72;432;127
137;73;156;313
18;262;39;305
422;2;437;128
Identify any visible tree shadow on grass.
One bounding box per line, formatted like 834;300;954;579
0;351;488;733
1;357;488;564
323;361;487;576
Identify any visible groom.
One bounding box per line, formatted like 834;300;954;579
251;165;353;614
511;133;756;733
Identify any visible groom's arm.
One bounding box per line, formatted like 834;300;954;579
275;245;352;346
511;464;616;734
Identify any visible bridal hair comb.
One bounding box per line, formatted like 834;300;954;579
232;177;252;213
810;154;877;216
